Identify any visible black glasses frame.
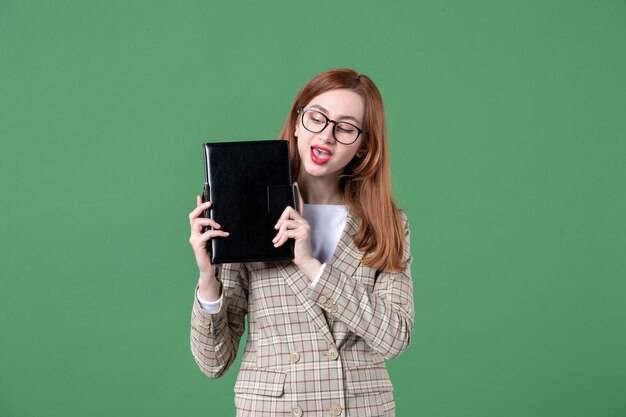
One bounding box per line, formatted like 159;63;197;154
299;107;365;145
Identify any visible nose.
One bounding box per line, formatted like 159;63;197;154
317;122;336;143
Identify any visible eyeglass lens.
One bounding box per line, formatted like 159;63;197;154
302;109;360;144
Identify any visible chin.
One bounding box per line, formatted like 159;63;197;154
303;164;339;179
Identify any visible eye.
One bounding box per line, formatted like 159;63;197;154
308;111;325;124
336;123;355;134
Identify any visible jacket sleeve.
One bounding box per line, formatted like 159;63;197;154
190;262;249;378
306;212;414;359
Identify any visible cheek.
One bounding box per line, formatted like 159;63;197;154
332;151;356;170
340;146;360;162
297;138;309;159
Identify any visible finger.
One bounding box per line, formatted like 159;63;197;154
280;219;304;231
272;222;286;243
189;200;213;222
272;220;290;244
287;209;305;222
190;200;211;218
293;181;304;215
272;227;285;244
274;206;304;229
272;219;299;243
191;217;222;233
191;228;229;241
276;229;309;247
283;229;306;240
198;229;230;242
273;219;308;246
189;229;229;247
274;206;293;229
274;228;304;247
273;232;289;247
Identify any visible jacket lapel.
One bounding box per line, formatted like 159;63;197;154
275;210;364;346
276;261;335;344
328;210;364;278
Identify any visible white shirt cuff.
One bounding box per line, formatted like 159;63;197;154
196;288;222;313
309;263;327;289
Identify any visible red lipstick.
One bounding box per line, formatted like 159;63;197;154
310;145;332;165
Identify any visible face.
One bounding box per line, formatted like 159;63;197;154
294;88;365;182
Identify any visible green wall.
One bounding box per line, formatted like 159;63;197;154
1;1;625;416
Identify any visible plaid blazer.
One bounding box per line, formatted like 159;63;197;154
190;210;414;417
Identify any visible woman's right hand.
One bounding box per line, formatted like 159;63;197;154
189;196;229;299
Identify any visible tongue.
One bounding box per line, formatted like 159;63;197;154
314;148;330;158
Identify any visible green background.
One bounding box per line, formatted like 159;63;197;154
1;1;625;416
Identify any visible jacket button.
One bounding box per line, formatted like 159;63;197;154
327;348;339;360
292;406;303;416
330;403;342;416
318;295;328;304
329;304;338;313
324;299;334;309
290;352;301;363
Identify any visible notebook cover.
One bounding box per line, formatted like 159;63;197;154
202;140;296;263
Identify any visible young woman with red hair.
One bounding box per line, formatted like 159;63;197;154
188;68;414;417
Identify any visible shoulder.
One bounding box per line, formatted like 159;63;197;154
398;209;410;233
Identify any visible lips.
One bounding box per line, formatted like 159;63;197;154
310;145;332;165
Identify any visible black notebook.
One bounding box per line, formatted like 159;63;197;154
202;140;297;264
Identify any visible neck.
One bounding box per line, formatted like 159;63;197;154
296;172;344;205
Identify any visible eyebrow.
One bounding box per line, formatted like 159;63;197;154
308;104;362;125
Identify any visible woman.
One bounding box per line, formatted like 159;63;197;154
188;68;414;417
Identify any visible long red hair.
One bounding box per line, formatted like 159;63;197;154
278;68;405;272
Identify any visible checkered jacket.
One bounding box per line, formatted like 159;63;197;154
190;211;414;417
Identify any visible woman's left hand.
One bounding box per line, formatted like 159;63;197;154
272;183;321;281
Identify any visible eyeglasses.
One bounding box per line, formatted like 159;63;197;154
299;107;365;145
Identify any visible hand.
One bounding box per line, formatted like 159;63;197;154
272;183;321;281
189;196;230;299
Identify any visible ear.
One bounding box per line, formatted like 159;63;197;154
356;139;368;158
293;110;301;138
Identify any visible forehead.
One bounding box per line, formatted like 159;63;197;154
305;89;365;121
